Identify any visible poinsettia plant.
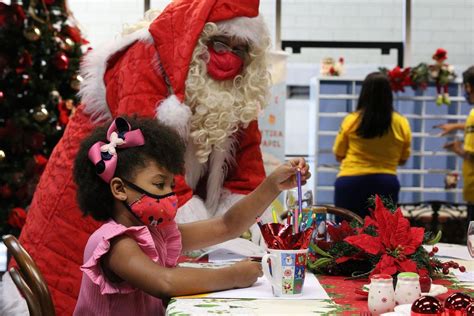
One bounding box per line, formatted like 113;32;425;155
307;195;444;278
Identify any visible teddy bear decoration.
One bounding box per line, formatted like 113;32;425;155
320;57;344;76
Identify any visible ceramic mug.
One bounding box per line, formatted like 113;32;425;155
262;248;308;296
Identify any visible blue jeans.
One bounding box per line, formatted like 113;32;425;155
334;174;400;218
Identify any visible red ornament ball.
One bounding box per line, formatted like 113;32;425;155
460;266;466;272
53;52;69;70
444;292;472;312
23;25;41;41
411;296;444;315
467;302;474;316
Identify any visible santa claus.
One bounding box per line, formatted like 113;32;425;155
17;0;272;314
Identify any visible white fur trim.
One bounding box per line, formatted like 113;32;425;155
175;196;208;224
184;141;207;190
204;136;238;214
216;15;269;48
155;95;192;139
78;28;153;123
213;191;245;218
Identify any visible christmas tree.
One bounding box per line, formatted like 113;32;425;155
0;0;85;235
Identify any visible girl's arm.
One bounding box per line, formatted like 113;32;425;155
435;122;465;135
444;140;474;161
103;235;262;298
178;158;310;252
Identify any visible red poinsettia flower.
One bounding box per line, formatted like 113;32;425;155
388;66;412;92
328;221;355;242
34;154;48;174
335;251;367;264
7;207;27;229
344;195;425;276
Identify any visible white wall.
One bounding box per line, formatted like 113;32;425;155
411;0;473;67
69;0;473;68
70;0;144;46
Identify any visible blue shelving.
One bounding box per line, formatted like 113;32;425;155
308;76;471;205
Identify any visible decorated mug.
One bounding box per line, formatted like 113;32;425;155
262;248;308;296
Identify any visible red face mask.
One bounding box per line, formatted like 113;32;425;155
123;180;178;227
206;46;244;81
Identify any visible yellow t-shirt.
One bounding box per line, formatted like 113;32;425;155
463;108;474;203
333;111;412;177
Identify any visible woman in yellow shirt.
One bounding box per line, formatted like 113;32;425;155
333;72;412;217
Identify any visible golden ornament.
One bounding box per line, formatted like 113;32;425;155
63;37;75;51
70;74;83;91
50;90;61;105
33;104;49;122
23;25;42;41
0;150;5;162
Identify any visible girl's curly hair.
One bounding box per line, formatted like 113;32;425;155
73;116;185;221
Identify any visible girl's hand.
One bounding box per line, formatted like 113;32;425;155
231;260;263;288
268;158;311;191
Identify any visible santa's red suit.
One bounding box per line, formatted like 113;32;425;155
16;1;270;314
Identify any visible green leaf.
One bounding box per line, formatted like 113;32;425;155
425;231;442;245
310;243;333;258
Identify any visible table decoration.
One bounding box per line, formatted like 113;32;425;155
444;292;472;315
307;195;465;280
411;296;444;316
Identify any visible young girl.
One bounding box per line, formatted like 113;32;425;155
73;117;310;315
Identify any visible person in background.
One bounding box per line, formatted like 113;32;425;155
439;66;474;221
332;72;412;217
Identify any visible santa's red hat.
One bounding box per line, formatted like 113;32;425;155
150;0;267;103
432;48;447;61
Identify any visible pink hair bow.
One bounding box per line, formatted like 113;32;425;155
88;117;145;183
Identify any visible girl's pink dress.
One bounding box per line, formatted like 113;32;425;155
73;220;182;316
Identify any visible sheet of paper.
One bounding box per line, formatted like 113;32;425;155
178;273;330;300
423;243;474;261
453;270;474;282
207;249;246;262
203;238;266;262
